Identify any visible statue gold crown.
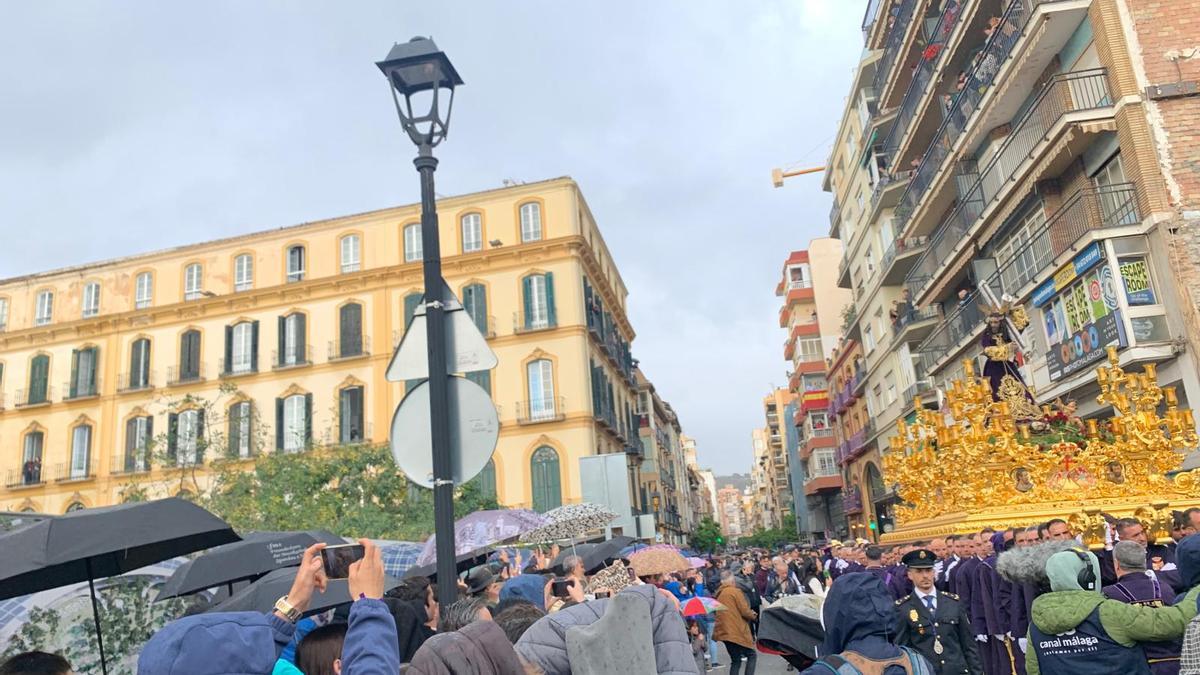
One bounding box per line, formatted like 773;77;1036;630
882;346;1199;545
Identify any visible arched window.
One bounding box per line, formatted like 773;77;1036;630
866;462;887;502
228;321;257;374
135;272;154;309
477;458;497;501
21;431;44;485
169;409;204;466
235;254;254;291
286;245;306;283
70;424;92;479
341;235;361;273
519;203;542;242
184;263;203;300
229;401;253;459
27;354;50;405
128;338;151;390
530;446;561;513
0;296;9;330
403;224;423;263
277;313;307;367
82;282;100;318
526;359;556;421
338;303;363;358
461;213;482;253
521;273;556;330
65;502;86;513
462;284;489;335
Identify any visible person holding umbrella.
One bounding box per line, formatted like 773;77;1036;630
139;541;401;675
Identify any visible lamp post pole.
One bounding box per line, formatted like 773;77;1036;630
377;37;465;606
414;144;459;605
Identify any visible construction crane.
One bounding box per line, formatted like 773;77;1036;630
771;165;826;188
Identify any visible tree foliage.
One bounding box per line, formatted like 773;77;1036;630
740;514;799;550
690;516;723;553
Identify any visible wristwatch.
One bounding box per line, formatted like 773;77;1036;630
274;595;302;623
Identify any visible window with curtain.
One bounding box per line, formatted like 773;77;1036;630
135;272;153;309
70;347;98;398
519;203;543;242
339;303;363;357
461;213;482;253
180;329;202;381
527;359;555;421
35;290;53;325
341;235;361;273
22;431;43;484
281;394;308;453
129;338;151;389
82;282;100;318
404;224;423;263
0;296;8;330
175;409;202;466
287;246;306;283
522;273;555;330
70;425;92;479
125;416;152;472
279;313;306;366
229;401;252;459
530;446;561;512
235;254;254;291
28;354;49;404
231;322;254;373
184;264;203;300
462;284;489;335
340;386;364;444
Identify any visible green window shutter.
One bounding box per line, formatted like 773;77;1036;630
466;370;491;395
167;412;179;462
521;277;533;329
228;405;241;459
531;446;562;513
304;393;313;445
125;418;137;472
225;325;235;374
479;459;497;500
544;273;556;327
275;398;284;452
295;314;307;362
404;294;422;331
464;284;488;334
340;304;362;356
276;316;286;365
195;411;206;463
250;321;260;372
86;347;98;393
30;355;48;403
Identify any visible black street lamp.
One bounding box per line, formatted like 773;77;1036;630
377;36;464;605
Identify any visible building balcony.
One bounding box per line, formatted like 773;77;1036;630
624;441;644;458
328;336;372;361
871;0;921;106
902;378;939;412
167;365;207;386
879;235;929;286
893;0;1096;242
117;371;156;393
6;466;45;489
111;455;152;477
15;387;55;408
917;183;1140;374
62;379;101;402
800;431;836;460
53;461;96;483
905;68;1113;303
800;389;829;414
805;474;844;496
843;489;864;515
890;303;943;346
272;346;314;371
517;397;566;425
513;313;558;335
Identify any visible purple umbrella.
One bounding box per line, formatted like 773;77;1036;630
416;509;548;566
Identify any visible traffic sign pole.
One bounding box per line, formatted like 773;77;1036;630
414;146;458;606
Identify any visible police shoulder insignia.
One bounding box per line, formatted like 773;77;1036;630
943;592;959;600
896;595;911;606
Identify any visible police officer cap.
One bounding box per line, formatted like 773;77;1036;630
901;548;937;569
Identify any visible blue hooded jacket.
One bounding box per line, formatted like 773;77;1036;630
138;600;400;674
1172;533;1200;611
800;573;918;675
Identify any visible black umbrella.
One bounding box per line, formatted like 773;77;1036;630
551;536;635;574
403;544;493;579
156;530;344;601
0;498;238;674
211;566;402;616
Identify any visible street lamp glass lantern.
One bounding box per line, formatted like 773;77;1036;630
377;37;464;148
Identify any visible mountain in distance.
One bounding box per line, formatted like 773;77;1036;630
713;473;750;493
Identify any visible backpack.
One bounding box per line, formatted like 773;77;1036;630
811;647;934;675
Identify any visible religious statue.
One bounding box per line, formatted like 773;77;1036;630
979;297;1036;417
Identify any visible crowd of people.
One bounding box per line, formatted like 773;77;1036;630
3;509;1200;674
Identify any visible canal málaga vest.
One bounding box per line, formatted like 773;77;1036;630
1030;606;1150;675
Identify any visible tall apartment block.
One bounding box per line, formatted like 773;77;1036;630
826;0;1200;538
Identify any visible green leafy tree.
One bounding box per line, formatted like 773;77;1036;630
690;516;723;553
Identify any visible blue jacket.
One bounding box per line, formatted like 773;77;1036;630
801;573;932;675
138;600;400;675
1174;534;1200;611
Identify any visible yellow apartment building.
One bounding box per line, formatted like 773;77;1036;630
0;177;646;515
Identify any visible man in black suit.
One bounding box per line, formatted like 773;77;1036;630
894;548;984;674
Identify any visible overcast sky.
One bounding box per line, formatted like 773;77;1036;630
0;1;863;476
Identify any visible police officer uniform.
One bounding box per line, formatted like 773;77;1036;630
894;549;985;675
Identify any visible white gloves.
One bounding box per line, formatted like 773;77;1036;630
1018;638;1028;653
976;634;988;643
